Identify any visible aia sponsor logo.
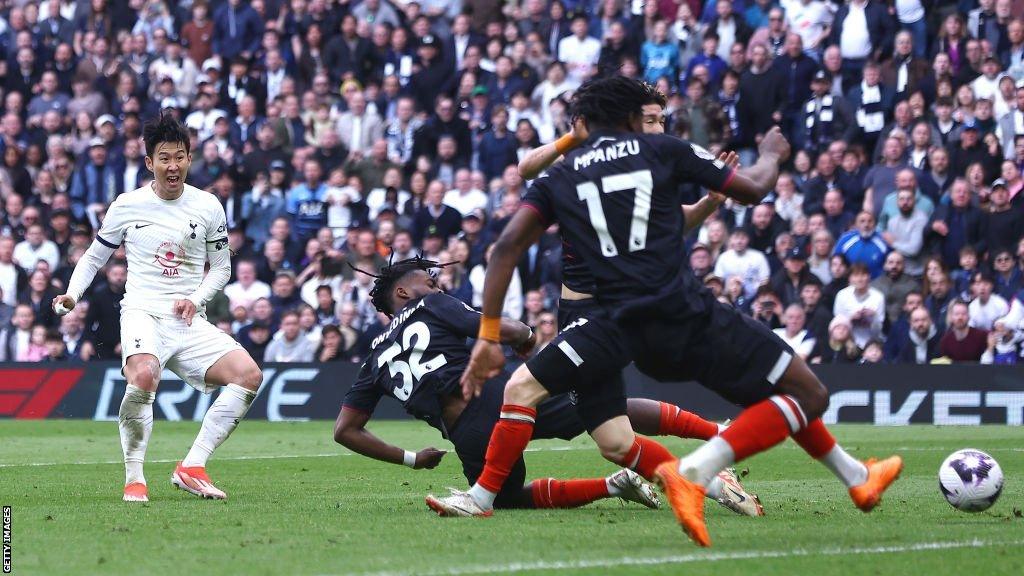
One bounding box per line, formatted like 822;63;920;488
154;241;185;277
0;368;84;418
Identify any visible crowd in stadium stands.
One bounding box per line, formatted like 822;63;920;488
2;0;1024;367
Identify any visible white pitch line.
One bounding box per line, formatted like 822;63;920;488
0;445;596;468
348;538;1024;576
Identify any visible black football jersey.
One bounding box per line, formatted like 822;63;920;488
342;292;480;435
522;130;734;313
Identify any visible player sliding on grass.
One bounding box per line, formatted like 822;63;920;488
334;256;761;514
433;76;902;546
53;114;263;502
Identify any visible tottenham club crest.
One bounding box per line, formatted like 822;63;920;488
154;241;186;276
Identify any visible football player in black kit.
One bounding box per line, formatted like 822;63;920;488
334;256;761;513
436;77;902;547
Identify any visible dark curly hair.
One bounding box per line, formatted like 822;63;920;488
142;112;190;158
350;255;460;317
570;76;650;130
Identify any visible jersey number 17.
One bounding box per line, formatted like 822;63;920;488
576;170;653;257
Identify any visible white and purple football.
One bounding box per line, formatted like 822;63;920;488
939;449;1004;512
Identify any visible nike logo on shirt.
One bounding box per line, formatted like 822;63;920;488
135;224;153;229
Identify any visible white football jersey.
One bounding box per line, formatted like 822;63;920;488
96;183;228;318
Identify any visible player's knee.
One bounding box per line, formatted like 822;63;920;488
128;359;160;391
237;363;263;391
803;381;830;420
503;367;547;407
598;438;634;464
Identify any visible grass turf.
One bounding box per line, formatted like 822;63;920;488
1;421;1022;575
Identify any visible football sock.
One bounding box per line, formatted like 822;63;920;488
793;419;868;488
531;478;610;508
682;395;808;486
657;402;720;440
182;384;257;468
705;473;725;500
620;435;675;480
471;404;537;510
119;384;155;486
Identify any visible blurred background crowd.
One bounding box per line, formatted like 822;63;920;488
1;0;1024;367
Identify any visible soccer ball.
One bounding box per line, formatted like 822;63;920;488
938;449;1004;512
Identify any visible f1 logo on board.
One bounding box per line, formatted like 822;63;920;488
0;369;84;418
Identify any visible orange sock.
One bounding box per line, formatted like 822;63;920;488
476;405;536;493
657;402;720;440
791;418;836;459
720;396;802;461
620;435;675;480
531;478;610;508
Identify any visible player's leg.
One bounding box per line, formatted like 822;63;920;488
120;353;161;501
625;398;723;441
118;310;164;502
171;320;262;499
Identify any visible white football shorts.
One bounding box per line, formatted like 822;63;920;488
120;309;243;393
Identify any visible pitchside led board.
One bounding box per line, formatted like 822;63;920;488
0;363;1022;424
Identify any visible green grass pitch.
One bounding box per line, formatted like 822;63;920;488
1;421;1022;575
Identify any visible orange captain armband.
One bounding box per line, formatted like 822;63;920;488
553;133;579;156
478;316;502;342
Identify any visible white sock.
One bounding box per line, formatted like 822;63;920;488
605;474;623;496
704;474;724;500
182;384;256;468
676;436;735;487
468;483;497;510
820;445;869;488
119;384;155;486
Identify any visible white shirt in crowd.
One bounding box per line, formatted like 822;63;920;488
713;248;770;298
969;294;1009;331
443;188;489;216
558;34;601;84
839;2;872;59
0;262;17;305
833;285;886;348
470;264;523;321
13;240;60;272
773;327;816;360
783;0;833;51
224;280;271;311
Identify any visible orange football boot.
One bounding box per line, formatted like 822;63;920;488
849;456;904;512
654;461;711;547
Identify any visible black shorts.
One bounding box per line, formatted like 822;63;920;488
448;377;586;508
526;298;630;432
622;300;794;407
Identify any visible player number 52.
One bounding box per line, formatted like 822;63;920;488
377;321;447;401
576;169;653;257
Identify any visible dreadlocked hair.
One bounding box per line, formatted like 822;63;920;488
570;76;650;130
350;254;461;317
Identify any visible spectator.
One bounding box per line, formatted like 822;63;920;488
13;224;59;273
264;310;315;363
872;251;919;326
925;272;956;334
992;249;1022;300
879;188;929;276
834;211;889;278
941;300;989;362
981;322;1022;364
773;303;817;360
822;189;854;240
893;307;941;364
860;339;885;363
0;303;34;361
238;320;271;361
833;263;885;348
224;260;271;311
929;178;987;269
559;15;602;84
810;314;861;364
751;288;783;330
641;20;678;84
713;228;770;299
770;247;813;307
968;272;1009;330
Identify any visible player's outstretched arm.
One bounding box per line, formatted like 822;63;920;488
722;127;790;205
54;237;118;315
333;407;446;469
517;118;588;180
681;151;736;232
461;208;547;399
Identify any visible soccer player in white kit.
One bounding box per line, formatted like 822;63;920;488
53;115;263;502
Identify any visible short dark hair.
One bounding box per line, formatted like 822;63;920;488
142;113;190;157
849;263;871;276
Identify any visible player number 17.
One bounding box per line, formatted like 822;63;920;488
576;170;653;257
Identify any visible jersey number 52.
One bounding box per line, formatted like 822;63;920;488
377;321;447;401
576;169;653;257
